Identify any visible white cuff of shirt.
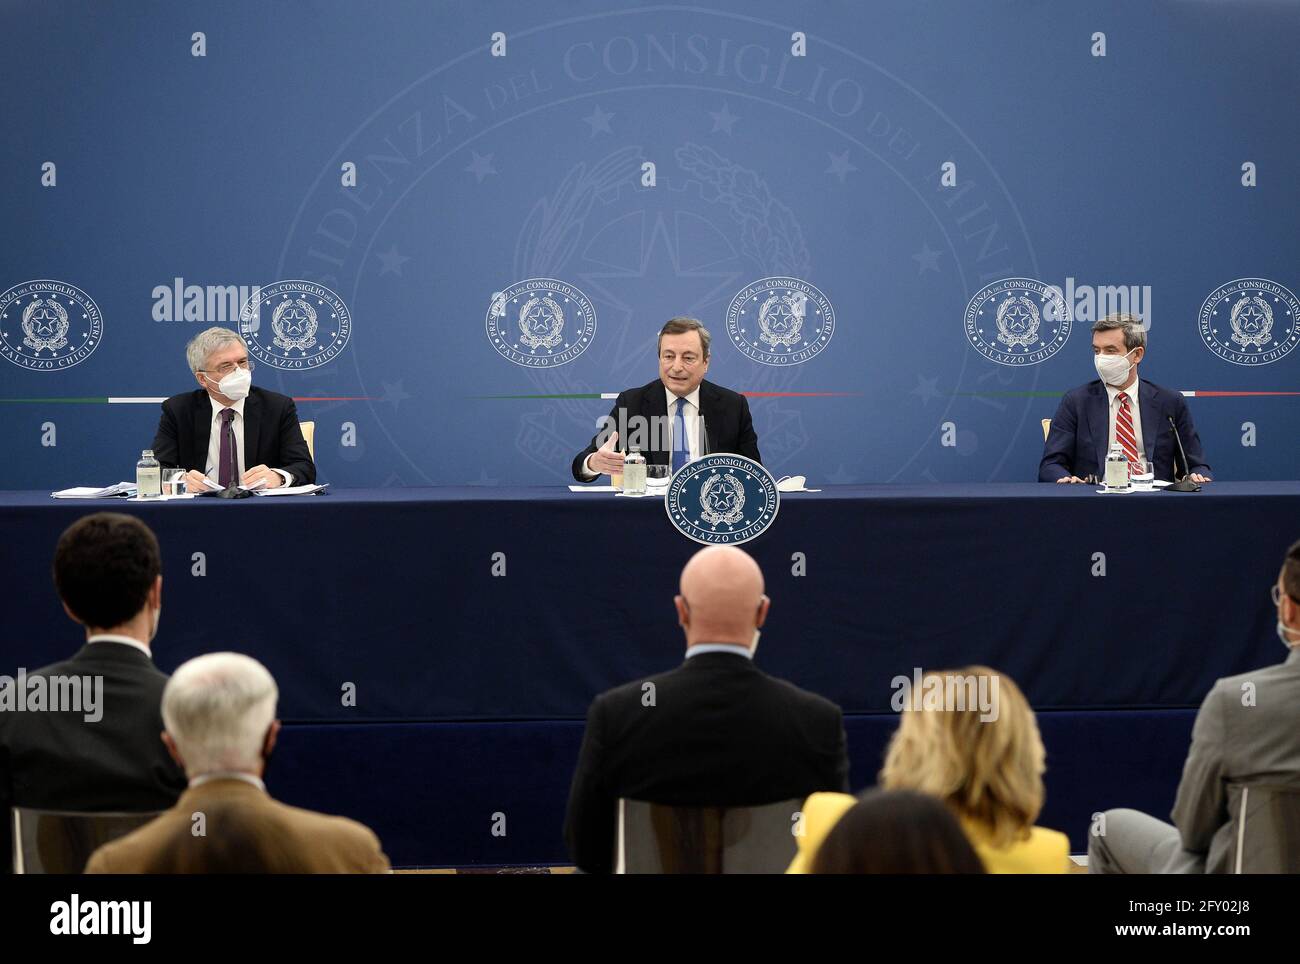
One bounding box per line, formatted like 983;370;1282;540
579;454;600;481
273;468;294;487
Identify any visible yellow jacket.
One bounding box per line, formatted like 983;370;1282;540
786;791;1071;874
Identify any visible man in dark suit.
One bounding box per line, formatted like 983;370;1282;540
153;326;315;492
563;546;850;873
1039;313;1211;483
572;317;761;482
0;513;186;871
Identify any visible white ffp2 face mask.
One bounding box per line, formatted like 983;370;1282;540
208;366;251;401
1094;349;1135;386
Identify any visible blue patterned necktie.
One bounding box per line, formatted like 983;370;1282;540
671;396;688;473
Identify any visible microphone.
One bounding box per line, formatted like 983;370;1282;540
1164;414;1201;492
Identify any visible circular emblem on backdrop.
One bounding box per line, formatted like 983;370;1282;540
725;277;834;366
666;454;780;546
1198;278;1300;366
0;280;103;371
239;280;352;370
486;278;597;368
964;278;1072;366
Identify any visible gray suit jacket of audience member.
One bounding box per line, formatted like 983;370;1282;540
1171;646;1300;872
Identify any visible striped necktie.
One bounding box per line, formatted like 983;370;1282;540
1115;391;1141;467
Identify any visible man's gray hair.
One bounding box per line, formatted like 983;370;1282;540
186;327;247;373
1092;313;1147;352
658;316;712;359
162;652;278;776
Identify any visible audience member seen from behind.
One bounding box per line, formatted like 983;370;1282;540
880;666;1070;873
0;512;185;872
86;653;389;874
810;789;986;874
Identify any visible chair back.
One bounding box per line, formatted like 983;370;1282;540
299;420;316;460
1227;784;1300;873
12;806;161;874
614;798;800;874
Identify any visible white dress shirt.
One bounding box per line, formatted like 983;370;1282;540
1105;376;1146;461
581;384;703;479
190;771;267;792
206;395;247;482
203;395;293;486
87;633;153;659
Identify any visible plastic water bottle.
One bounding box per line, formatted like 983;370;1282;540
136;449;162;499
1104;442;1129;491
623;448;647;495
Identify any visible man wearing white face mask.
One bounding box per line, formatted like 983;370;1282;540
1089;539;1300;874
563;545;849;873
1039;313;1212;484
153;327;316;492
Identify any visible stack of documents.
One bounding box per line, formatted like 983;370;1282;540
51;482;137;499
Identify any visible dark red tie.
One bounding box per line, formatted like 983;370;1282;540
1115;392;1140;466
218;409;237;488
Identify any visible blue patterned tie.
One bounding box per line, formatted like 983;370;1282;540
671;397;688;473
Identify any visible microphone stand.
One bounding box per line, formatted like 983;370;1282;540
1164;414;1201;492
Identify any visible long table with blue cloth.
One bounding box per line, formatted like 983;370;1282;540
4;482;1297;867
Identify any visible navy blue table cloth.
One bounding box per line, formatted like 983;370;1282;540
4;483;1295;722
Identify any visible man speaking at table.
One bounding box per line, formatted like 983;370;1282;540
1039;313;1212;484
153;327;316;493
572;317;761;482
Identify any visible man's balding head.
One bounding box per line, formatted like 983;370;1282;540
675;546;770;649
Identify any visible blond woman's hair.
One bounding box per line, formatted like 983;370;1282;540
879;666;1045;848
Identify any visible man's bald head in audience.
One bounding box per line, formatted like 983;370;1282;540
674;545;770;649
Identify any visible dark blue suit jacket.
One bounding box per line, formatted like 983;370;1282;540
1038;379;1211;482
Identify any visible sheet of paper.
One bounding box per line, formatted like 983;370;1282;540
254;483;329;496
568;485;619;492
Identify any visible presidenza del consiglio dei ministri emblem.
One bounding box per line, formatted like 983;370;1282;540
239;280;352;371
726;277;835;366
0;280;103;371
1198;278;1300;366
666;454;781;546
486;278;597;368
964;277;1072;366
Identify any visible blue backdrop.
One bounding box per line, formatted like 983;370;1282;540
2;0;1297;489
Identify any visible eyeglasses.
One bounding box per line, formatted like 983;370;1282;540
200;359;255;377
1272;585;1298;606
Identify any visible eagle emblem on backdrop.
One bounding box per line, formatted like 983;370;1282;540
995;296;1040;349
758;291;807;349
22;298;70;353
271;298;319;353
1229;295;1273;350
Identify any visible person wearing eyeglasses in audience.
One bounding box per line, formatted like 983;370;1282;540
152;327;315;492
1089;539;1300;874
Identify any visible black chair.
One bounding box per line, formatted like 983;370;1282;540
12;807;161;874
1226;784;1300;873
614;798;801;873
